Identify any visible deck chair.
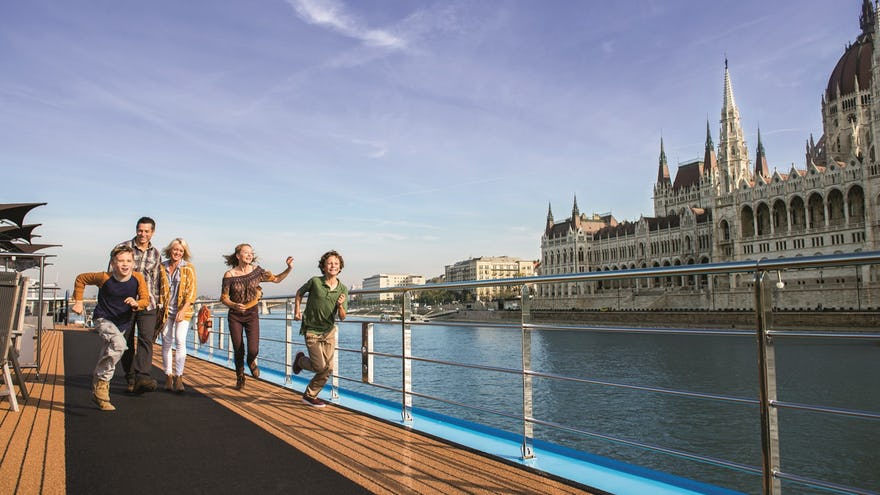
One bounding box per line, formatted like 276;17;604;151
10;276;29;400
0;272;22;411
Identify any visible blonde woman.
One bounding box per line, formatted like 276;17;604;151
160;238;198;392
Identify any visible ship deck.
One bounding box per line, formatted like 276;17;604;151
1;327;598;495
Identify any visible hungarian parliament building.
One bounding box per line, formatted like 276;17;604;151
536;1;880;311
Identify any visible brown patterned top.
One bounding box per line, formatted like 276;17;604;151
221;267;273;307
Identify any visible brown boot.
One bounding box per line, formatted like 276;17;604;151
92;380;115;411
165;374;174;391
93;378;110;401
174;375;185;393
235;368;245;390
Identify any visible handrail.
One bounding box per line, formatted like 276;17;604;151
191;251;880;495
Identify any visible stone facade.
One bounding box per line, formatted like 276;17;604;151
361;273;426;301
445;256;536;301
537;1;880;311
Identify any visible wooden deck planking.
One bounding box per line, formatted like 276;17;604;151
0;327;594;495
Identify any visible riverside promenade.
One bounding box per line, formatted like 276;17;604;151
0;326;595;495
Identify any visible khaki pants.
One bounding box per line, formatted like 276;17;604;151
301;326;337;399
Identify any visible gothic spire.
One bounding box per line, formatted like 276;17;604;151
722;60;738;120
718;59;750;191
705;120;714;150
860;0;875;35
703;120;718;172
657;137;671;184
572;195;580;218
547;202;553;222
755;127;769;179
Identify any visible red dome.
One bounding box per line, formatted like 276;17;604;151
825;34;873;101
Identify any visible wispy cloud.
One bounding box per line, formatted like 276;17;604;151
286;0;408;50
351;138;388;158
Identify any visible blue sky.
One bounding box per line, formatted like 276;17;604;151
0;0;863;296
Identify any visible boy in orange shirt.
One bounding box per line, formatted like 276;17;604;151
71;245;150;411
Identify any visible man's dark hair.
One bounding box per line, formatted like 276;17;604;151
136;216;156;230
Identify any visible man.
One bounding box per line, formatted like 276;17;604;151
116;217;163;393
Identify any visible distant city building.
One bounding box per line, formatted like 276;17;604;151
361;273;426;301
538;2;880;311
445;256;536;301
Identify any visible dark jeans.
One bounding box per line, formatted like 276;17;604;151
228;306;260;370
121;308;157;378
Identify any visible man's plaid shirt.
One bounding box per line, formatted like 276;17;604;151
116;238;162;311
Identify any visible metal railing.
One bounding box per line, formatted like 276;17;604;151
191;251;880;495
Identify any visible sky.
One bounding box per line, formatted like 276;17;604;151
0;0;865;297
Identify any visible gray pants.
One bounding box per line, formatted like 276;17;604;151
93;318;129;382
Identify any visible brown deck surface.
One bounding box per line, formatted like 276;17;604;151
1;327;597;494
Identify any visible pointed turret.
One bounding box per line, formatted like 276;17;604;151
754;127;769;179
860;0;875;34
703;120;718;172
545;203;554;233
718;59;750;192
657;137;671;185
571;196;581;230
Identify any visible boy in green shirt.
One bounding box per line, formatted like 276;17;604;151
293;250;348;408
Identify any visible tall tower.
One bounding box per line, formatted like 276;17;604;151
717;60;750;192
824;0;875;163
869;0;880;163
653;137;672;215
754;127;770;181
571;195;581;230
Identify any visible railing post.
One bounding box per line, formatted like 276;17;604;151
401;291;413;423
520;284;535;459
331;323;339;401
208;309;216;359
221;317;233;365
361;322;374;383
754;270;781;494
285;298;294;384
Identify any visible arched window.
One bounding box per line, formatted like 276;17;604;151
756;203;771;235
808;192;825;228
720;220;730;241
772;199;788;232
741;206;755;237
847;185;865;223
790;196;806;230
827;189;845;226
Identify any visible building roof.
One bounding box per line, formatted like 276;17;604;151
826;2;874;101
671;160;704;191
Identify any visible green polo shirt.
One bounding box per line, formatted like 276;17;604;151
297;276;348;335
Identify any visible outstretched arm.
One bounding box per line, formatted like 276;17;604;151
71;272;110;314
268;256;294;283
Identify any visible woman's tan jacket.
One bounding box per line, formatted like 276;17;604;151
159;261;198;324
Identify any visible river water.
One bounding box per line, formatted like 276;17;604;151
249;317;879;495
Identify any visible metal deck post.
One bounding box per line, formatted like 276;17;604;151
520;284;535;459
401;291;413;423
754;270;781;494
